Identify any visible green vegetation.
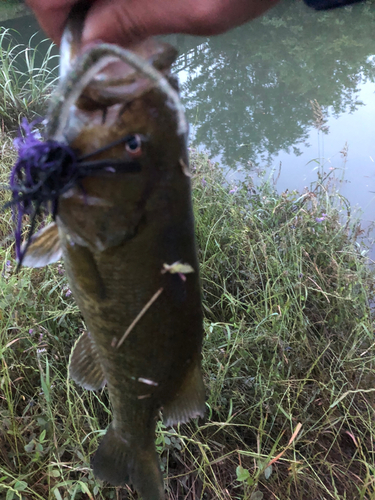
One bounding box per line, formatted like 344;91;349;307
0;29;58;131
0;2;28;24
1;128;375;498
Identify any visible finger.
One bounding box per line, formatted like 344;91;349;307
82;0;170;45
82;0;280;46
25;0;87;44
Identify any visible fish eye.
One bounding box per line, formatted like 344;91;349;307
125;134;142;158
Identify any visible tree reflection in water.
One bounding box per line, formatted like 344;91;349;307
170;1;375;167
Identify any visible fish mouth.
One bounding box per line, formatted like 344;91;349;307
48;39;187;142
54;9;185;142
8;9;186;266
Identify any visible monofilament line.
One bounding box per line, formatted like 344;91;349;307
116;287;164;348
47;43;188;140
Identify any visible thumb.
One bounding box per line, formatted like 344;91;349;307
82;0;281;47
82;0;169;46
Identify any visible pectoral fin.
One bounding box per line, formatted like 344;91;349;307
21;222;62;268
163;359;205;427
63;241;106;300
69;330;106;390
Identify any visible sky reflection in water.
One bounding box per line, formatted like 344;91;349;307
168;1;375;246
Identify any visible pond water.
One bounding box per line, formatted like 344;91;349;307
2;1;375;251
168;1;375;251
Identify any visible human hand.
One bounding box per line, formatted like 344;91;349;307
26;0;280;47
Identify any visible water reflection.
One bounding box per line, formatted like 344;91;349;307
3;3;374;171
171;1;375;168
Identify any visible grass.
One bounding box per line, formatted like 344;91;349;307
0;29;58;132
1;138;375;498
189;151;375;499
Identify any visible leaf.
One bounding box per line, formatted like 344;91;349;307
75;450;85;461
35;442;43;452
236;465;250;482
6;490;14;500
155;435;164;445
78;482;94;500
250;492;264;500
162;262;195;275
50;470;60;477
53;489;63;500
246;476;254;486
24;441;35;453
39;430;46;442
264;465;273;480
40;376;50;404
14;481;27;491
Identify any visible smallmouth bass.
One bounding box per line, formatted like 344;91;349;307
12;9;205;499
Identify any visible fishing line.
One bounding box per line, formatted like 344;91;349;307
47;44;187;139
5;123;144;266
6;40;182;267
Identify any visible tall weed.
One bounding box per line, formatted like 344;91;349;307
0;140;375;499
0;29;58;132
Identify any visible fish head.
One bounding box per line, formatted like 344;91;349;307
60;1;179;107
55;37;190;252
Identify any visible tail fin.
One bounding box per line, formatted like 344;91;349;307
91;424;165;500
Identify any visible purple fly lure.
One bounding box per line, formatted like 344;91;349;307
8;118;78;265
7;118;144;267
